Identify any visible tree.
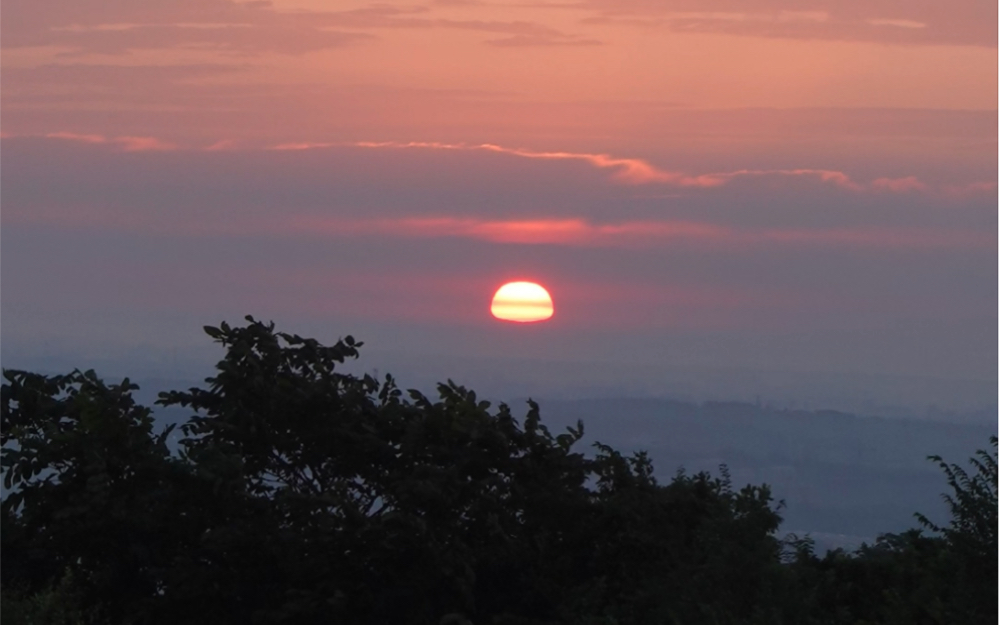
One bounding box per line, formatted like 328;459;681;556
1;369;193;623
780;437;998;625
914;436;998;625
3;316;791;624
1;570;98;625
916;435;997;554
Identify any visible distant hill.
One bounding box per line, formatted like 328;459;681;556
128;378;995;552
524;397;996;548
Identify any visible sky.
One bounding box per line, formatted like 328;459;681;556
1;0;996;413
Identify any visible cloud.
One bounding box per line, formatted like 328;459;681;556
486;34;603;47
115;136;177;152
44;131;106;144
271;141;337;151
337;140;854;188
8;193;987;252
204;139;239;151
10;131;988;197
283;215;992;251
1;0;370;55
1;0;599;55
289;5;603;46
44;131;177;151
871;176;929;193
707;168;863;191
51;24;371;57
1;62;244;89
285;139;944;193
944;181;998;197
866;19;926;30
581;0;996;47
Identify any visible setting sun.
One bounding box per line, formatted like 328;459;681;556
490;282;554;323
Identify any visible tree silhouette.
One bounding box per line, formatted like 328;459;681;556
916;436;997;551
2;317;994;625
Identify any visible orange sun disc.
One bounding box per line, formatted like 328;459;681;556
490;281;554;323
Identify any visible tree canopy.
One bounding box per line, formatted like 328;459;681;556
2;317;995;625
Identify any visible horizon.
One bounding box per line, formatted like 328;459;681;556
3;322;994;424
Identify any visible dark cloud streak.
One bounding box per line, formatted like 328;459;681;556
1;0;600;54
581;0;997;47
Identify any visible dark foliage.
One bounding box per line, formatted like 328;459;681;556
2;317;995;624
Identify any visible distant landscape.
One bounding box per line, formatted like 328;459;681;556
534;397;995;547
135;377;995;553
10;341;993;554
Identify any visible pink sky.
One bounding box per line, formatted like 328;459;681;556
1;0;995;405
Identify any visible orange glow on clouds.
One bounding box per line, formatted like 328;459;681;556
285;216;993;251
44;132;177;152
276;140;962;193
19;132;993;196
491;282;554;323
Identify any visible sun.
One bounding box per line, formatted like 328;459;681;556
490;281;554;323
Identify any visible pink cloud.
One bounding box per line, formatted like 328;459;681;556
43;131;176;151
284;216;726;247
10;197;985;251
270;136;995;197
271;141;337;151
4;185;990;252
203;139;239;151
45;131;107;144
115;135;176;151
871;176;930;192
273;139;713;184
285;215;993;251
341;141;872;189
708;168;864;191
326;140;942;194
943;180;998;196
9;132;975;196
